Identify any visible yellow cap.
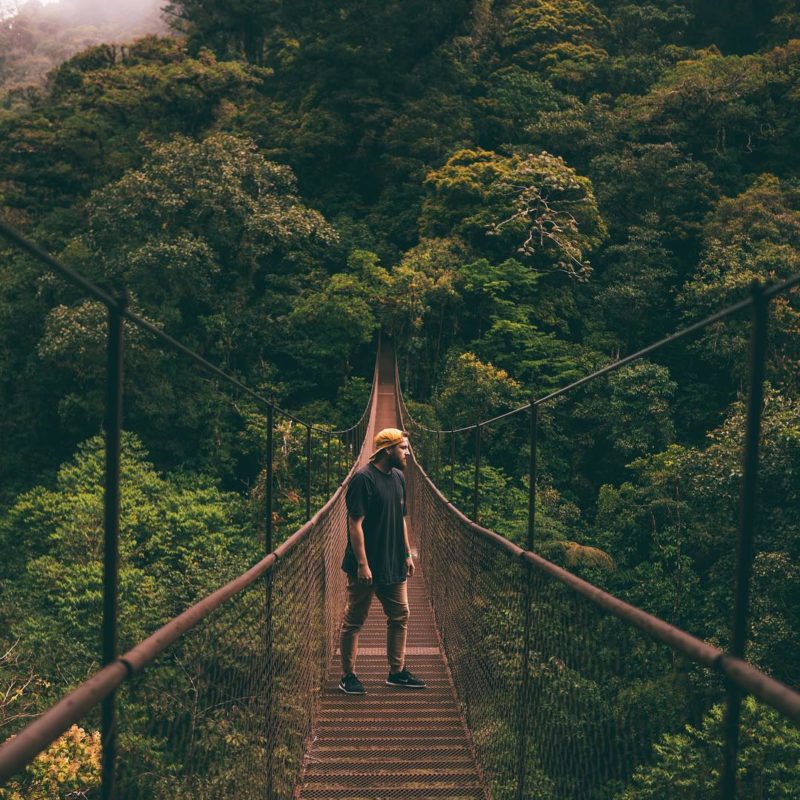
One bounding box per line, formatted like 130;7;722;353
369;428;407;461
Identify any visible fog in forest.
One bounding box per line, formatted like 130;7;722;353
1;0;170;90
3;0;167;28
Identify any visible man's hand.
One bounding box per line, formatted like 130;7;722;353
406;556;415;577
357;561;373;584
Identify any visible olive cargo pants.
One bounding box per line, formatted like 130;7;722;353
340;574;409;674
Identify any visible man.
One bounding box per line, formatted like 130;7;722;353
338;427;426;694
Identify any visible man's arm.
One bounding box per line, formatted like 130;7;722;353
348;515;372;584
403;517;415;577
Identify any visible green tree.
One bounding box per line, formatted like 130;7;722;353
0;432;254;753
475;66;562;144
678;173;800;389
501;0;612;93
590;142;718;245
0;37;269;218
434;351;524;427
422;148;606;280
286;271;379;392
32;132;336;471
586;218;681;354
164;0;277;64
617;42;800;181
617;697;800;799
594;387;800;681
382;237;464;394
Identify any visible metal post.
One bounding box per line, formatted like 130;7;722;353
101;291;126;800
306;425;312;520
473;423;482;523
527;403;538;553
516;401;538;800
266;404;274;554
326;431;332;497
450;430;455;498
264;403;275;798
264;575;274;800
435;430;441;484
721;281;768;799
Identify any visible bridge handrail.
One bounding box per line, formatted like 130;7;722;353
0;221;382;786
0;457;358;783
399;273;800;434
396;374;800;727
0;344;379;786
0;217;366;435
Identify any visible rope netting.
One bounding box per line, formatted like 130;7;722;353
0;216;383;797
404;442;800;799
0;333;375;799
0;411;372;798
109;492;354;799
397;361;800;799
412;476;685;797
3;226;799;800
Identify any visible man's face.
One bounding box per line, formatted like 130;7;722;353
388;437;410;470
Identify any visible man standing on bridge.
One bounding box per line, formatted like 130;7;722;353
338;427;427;694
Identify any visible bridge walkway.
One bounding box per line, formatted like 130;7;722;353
296;345;486;799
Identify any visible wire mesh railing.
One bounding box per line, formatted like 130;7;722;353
107;490;357;800
402;437;800;799
395;276;800;799
3;205;800;800
0;481;364;800
0;218;377;798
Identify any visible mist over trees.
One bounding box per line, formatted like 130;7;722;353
0;0;167;90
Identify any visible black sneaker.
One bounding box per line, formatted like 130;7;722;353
338;673;366;694
386;668;426;689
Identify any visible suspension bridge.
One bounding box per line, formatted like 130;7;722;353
0;219;799;799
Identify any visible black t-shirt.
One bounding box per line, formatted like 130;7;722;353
342;463;408;585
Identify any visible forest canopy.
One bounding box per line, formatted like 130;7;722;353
1;1;799;797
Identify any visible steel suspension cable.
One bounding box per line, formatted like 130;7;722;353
0;221;381;796
398;271;800;435
397;375;800;800
0;217;363;436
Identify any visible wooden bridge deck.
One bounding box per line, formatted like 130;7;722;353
296;346;486;799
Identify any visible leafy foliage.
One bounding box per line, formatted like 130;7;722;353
422;147;606;279
1;1;799;795
617;697;800;799
0;724;101;800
